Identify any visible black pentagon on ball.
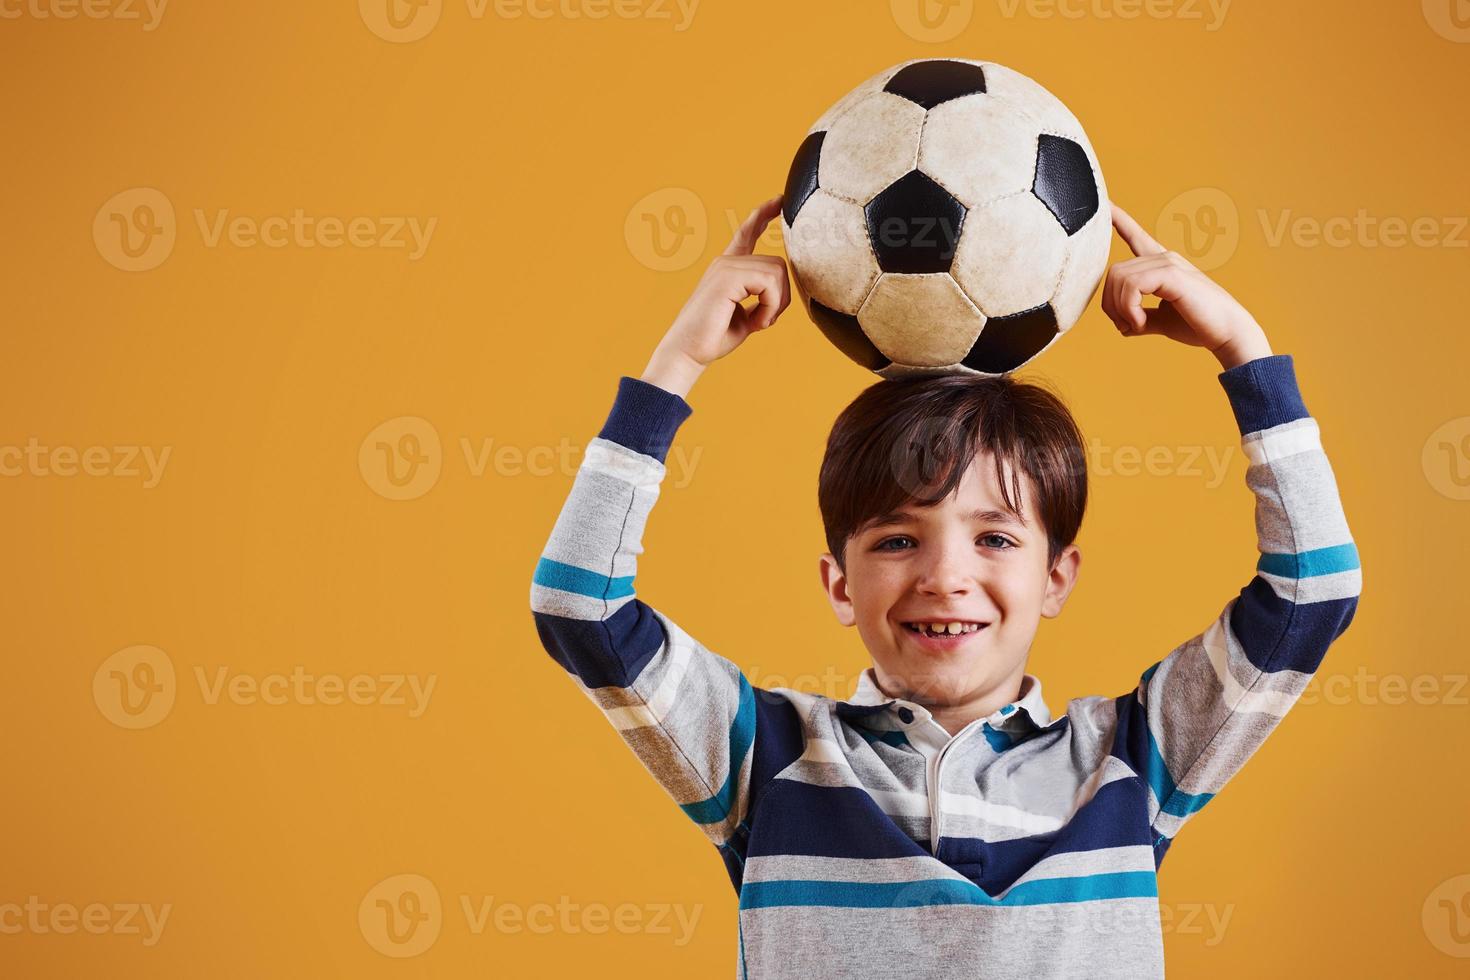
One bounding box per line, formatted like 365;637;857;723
961;303;1058;374
783;131;825;227
865;171;967;275
882;60;988;110
1033;134;1099;236
809;299;891;371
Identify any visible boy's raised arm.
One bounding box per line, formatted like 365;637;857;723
529;197;803;869
1099;205;1362;862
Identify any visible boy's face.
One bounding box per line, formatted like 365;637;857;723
819;450;1081;714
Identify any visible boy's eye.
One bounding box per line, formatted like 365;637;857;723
873;534;1015;552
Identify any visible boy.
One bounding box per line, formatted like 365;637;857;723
529;195;1361;978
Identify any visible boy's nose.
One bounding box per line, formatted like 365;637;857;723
916;570;975;597
915;547;978;596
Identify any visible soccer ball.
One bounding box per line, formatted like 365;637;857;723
781;58;1111;378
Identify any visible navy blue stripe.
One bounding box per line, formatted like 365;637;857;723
719;821;754;891
1217;354;1307;436
1109;682;1214;822
860;728;913;749
745;781;930;860
1108;689;1156;793
939;777;1153;894
1152;833;1174;870
714;689;804;894
748;689;808;818
1229;577;1358;673
532;600;666;689
596;375;693;464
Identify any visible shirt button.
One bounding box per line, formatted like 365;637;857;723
897;707;915;723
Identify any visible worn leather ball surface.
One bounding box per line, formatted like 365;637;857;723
782;59;1110;378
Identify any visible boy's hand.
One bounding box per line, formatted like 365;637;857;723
1103;203;1273;370
640;194;792;399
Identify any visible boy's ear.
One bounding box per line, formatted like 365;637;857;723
819;552;856;627
1041;544;1082;619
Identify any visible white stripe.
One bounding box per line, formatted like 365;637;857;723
1243;418;1320;465
582;438;664;488
869;788;931;818
798;736;849;766
940;792;1063;835
1200;616;1304;717
1259;566;1362;604
600;637;693;731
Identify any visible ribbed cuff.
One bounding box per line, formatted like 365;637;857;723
596;376;693;464
1216;354;1308;436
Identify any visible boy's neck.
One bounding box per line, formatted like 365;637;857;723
872;669;1029;737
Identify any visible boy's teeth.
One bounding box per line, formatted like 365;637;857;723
912;622;980;635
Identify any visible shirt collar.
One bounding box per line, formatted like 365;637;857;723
844;667;1053;732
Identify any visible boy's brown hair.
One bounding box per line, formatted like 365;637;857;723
818;373;1088;574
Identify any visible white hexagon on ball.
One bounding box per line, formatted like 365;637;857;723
917;96;1044;208
952;191;1070;316
858;273;985;368
783;189;881;314
818;93;926;205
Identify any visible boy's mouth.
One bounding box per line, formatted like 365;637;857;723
901;621;988;636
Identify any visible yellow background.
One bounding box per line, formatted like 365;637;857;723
3;0;1468;975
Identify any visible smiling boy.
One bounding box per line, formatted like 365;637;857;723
529;195;1361;978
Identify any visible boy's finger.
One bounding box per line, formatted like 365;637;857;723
1111;202;1168;258
723;195;784;256
1116;263;1188;333
743;265;788;330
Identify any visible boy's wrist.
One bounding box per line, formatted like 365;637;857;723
1210;323;1273;371
640;345;705;401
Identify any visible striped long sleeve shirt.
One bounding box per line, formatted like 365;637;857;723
529;354;1361;979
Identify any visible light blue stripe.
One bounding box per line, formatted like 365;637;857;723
981;722;1014;752
739;871;1157;910
1144;726;1214;819
680;674;756;826
532;557;635;600
1256;542;1360;580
